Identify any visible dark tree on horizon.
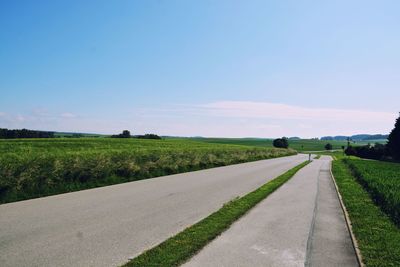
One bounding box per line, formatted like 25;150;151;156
121;130;131;138
273;137;289;149
325;143;333;150
387;113;400;160
111;130;131;138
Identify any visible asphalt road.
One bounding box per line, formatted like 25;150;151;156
183;156;358;267
0;154;307;267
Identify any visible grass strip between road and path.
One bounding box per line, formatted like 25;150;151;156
332;159;400;267
122;160;309;267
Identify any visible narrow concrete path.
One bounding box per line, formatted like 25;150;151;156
183;156;358;267
0;154;307;267
305;157;358;266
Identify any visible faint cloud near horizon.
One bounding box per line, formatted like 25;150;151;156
0;102;397;138
132;101;397;137
0;109;80;130
60;112;78;119
0;112;26;123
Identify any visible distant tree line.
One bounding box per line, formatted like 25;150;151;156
111;130;132;138
321;134;388;141
0;128;54;139
136;134;162;140
111;130;162;140
345;114;400;161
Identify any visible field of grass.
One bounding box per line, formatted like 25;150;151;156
343;159;400;226
123;161;309;267
332;159;400;266
184;137;378;152
0;138;295;204
314;150;348;159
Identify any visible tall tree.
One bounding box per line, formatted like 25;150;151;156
121;130;131;138
325;143;333;150
387;113;400;160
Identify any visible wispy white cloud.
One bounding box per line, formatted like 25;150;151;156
60;112;77;118
0;113;23;121
31;108;50;117
15;115;26;122
0;110;82;131
198;101;395;123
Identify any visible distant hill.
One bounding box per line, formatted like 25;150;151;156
320;134;388;141
54;132;106;138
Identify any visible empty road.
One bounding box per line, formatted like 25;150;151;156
0;154;307;267
183;156;358;267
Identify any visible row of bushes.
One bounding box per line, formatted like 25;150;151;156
345;143;387;160
0;147;295;203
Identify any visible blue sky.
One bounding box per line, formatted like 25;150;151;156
1;0;399;137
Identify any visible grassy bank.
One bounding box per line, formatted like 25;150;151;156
332;159;400;266
122;161;309;267
0;138;295;204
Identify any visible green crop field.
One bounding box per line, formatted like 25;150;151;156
332;159;400;266
182;137;378;152
344;159;400;226
0;138;295;204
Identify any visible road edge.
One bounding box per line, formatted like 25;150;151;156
329;159;364;267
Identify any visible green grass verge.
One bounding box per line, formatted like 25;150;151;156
332;159;400;266
122;161;309;267
313;150;362;160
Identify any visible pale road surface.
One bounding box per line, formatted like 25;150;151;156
183;156;358;267
0;154;307;267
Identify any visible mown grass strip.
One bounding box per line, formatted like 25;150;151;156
122;161;309;267
332;160;400;267
329;161;364;267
